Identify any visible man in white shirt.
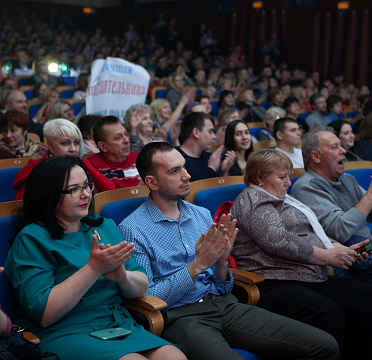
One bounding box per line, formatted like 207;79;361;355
274;117;304;168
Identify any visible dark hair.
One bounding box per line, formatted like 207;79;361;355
136;142;174;182
76;72;90;91
219;90;234;106
224;120;253;160
16;156;102;240
180;112;213;143
273;117;298;140
326;95;342;112
309;94;324;107
359;113;372;142
327;120;350;137
92;116;121;144
283;97;299;110
0;110;28;132
78;114;102;140
33;82;46;98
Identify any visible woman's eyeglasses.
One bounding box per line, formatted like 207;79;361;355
61;182;95;198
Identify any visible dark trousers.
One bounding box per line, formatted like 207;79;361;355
257;277;372;360
162;293;338;360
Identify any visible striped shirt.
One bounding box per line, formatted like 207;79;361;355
119;197;233;311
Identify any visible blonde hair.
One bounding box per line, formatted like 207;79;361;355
244;149;293;186
150;99;170;120
49;100;74;120
40;86;59;104
43;118;85;157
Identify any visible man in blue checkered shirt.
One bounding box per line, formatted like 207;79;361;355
119;142;338;360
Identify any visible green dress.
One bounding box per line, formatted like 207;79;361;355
5;217;170;360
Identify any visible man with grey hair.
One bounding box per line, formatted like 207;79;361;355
291;126;372;281
257;106;286;141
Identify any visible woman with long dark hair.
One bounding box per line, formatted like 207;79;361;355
221;120;253;176
5;156;185;360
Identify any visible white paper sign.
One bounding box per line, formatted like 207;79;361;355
86;57;149;120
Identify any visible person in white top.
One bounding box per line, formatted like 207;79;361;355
274;117;304;168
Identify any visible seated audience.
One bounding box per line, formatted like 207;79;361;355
119;142;339;360
39;85;61;121
283;97;309;134
195;94;213;115
13;118;114;200
5;156;185;360
253;76;269;99
166;72;184;111
215;108;240;145
231;148;372;360
290;85;311;111
305;94;330;128
267;87;284;108
291;127;372;281
326;95;343;122
49;100;75;123
3;89;28;115
89;116;142;188
176;112;222;181
274;117;304;168
356;113;372;160
77;114;101;154
237;88;265;123
73;72;89;100
0;110;48;159
257;106;286;141
221;120;253;176
149;98;172;128
218;90;235;114
328;120;364;161
28;57;64;87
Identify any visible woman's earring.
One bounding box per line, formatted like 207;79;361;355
259;183;263;187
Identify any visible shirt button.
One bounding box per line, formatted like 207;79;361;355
186;245;189;248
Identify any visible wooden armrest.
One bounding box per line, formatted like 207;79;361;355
231;269;264;306
122;294;167;336
122;294;167;311
231;268;265;284
12;324;40;345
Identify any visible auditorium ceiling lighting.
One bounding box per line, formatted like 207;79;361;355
337;1;350;10
252;2;263;9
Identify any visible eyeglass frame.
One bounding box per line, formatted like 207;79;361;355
61;181;95;198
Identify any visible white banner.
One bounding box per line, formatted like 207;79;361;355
86;57;149;120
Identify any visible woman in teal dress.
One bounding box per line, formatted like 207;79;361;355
5;156;186;360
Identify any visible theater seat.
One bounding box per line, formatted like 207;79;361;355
100;197;147;226
0;167;21;202
193;184;246;216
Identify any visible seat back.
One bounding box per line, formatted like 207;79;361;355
101;197;148;225
345;168;372;191
0;158;32;170
185;176;244;204
68;99;85;115
247;122;266;138
0;215;19;318
0;167;21;202
253;140;277;151
194;184;246;216
94;186;149;215
27;100;41;120
19;85;34;100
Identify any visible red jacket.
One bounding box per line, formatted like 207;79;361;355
13;156;115;200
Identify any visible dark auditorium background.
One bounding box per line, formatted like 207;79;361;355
4;0;372;86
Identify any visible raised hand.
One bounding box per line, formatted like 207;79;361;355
88;234;135;281
208;145;224;172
